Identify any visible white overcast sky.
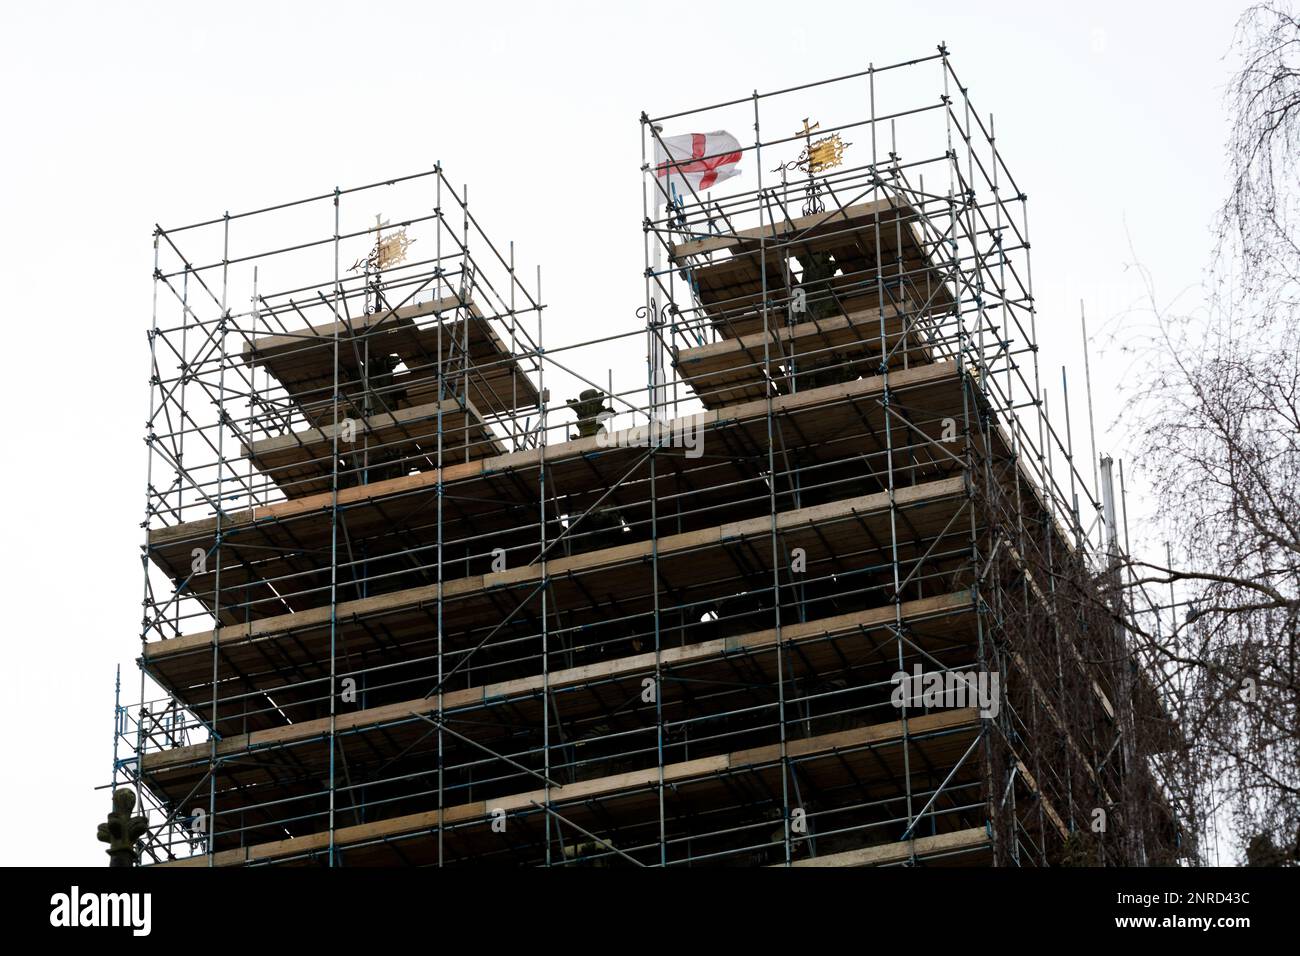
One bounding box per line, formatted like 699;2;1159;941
0;0;1245;865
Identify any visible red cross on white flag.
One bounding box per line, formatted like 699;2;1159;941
654;131;743;199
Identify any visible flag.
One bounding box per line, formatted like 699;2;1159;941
654;131;743;199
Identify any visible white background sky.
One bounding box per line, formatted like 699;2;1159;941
0;0;1245;865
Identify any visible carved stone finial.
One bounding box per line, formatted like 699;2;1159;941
566;389;613;440
96;789;148;868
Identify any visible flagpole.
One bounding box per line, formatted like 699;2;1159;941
649;123;667;423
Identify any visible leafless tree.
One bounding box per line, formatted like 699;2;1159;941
1113;3;1300;864
1221;3;1300;314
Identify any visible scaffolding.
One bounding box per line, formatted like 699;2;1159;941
112;48;1192;867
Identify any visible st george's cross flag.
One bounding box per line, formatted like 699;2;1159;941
654;131;743;200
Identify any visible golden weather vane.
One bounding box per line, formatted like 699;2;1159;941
772;118;852;176
349;214;415;273
804;132;848;174
771;118;853;214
